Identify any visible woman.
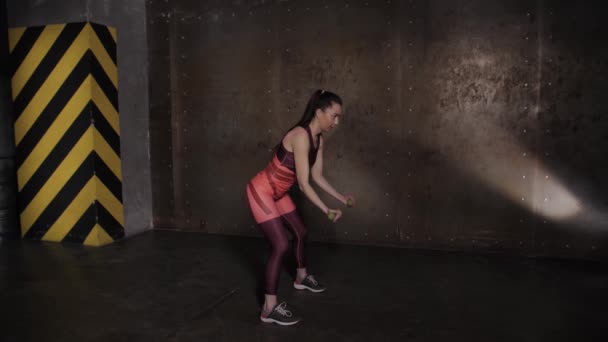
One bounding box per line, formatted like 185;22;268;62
245;89;355;326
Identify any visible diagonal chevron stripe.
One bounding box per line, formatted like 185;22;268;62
90;51;118;110
11;24;66;99
20;127;93;235
9;27;27;53
14;25;91;142
17;77;91;189
93;128;122;182
23;152;95;239
95;176;124;226
17;102;91;212
12;23;86;114
9;26;44;75
97;201;125;239
108;26;117;42
91;77;119;133
91;102;120;156
93;151;122;203
41;177;96;242
83;224;115;246
15;51;90;155
89;24;117;88
62;203;96;243
91;23;117;65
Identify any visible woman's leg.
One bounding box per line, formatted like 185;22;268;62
276;195;309;282
258;218;290;312
246;182;289;313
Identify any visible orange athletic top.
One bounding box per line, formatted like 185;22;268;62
263;125;321;200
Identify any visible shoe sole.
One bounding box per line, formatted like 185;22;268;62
293;282;326;292
260;316;301;326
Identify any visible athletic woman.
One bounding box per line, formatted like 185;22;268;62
245;89;355;325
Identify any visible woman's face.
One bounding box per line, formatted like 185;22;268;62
316;102;343;132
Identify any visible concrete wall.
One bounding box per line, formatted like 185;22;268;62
0;0;19;238
151;0;608;260
5;0;153;236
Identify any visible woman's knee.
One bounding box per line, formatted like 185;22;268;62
274;237;290;255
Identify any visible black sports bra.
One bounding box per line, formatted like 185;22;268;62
275;125;321;171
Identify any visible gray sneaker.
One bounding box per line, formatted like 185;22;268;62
260;302;301;326
293;275;326;293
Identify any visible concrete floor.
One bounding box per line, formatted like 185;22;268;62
1;230;607;341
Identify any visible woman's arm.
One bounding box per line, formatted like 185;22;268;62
293;130;330;214
311;137;348;205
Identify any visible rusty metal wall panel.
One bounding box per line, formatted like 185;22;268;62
147;1;175;229
171;1;276;233
533;1;608;259
414;0;541;252
153;0;608;259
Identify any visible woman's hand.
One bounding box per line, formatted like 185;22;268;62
342;194;356;208
326;208;343;223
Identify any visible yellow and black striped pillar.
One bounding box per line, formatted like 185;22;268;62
8;22;124;246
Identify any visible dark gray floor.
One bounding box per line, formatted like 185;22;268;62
1;230;607;341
